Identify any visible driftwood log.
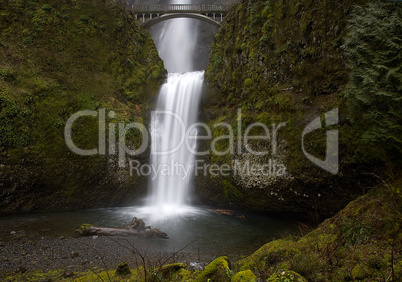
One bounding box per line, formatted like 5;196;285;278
76;217;169;239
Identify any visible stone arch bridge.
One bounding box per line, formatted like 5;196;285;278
120;3;230;28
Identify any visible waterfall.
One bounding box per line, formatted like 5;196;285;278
145;0;204;219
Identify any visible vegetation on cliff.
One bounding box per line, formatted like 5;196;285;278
235;178;401;281
343;2;402;167
198;0;401;220
0;0;166;214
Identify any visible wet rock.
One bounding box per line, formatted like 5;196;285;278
70;251;79;258
190;262;203;271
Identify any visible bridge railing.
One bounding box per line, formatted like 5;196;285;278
130;4;228;13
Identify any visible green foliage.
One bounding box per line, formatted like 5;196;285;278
201;0;375;219
343;2;402;164
0;95;30;146
0;0;166;214
267;270;307;282
235;179;402;281
340;217;371;246
206;0;353;103
244;78;252;87
232;270;257;282
351;264;373;280
41;4;52;13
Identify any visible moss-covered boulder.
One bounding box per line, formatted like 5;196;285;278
0;0;166;214
160;263;187;279
195;256;232;282
232;270;256;282
237;239;299;273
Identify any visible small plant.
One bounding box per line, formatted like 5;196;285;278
0;69;15;82
340;217;372;247
244;78;253;87
41;4;52;13
267;270;295;282
79;15;90;24
0;69;8;79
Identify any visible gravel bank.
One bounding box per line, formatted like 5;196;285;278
0;235;207;279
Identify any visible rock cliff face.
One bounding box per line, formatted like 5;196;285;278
196;0;381;221
0;0;166;214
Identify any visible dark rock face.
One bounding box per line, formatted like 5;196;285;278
196;0;380;221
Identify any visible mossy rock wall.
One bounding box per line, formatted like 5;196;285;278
0;0;166;214
197;0;381;220
235;179;402;281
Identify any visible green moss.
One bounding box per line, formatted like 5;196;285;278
267;270;307;282
237;239;299;273
244;78;253;87
198;0;393;222
232;270;256;282
0;0;166;214
160;263;187;277
351;264;373;280
75;223;93;236
195;256;232;282
223;180;245;202
234;179;402;281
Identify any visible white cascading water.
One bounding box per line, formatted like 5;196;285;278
143;0;204;219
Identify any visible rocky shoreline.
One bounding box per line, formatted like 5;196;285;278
0;235;209;279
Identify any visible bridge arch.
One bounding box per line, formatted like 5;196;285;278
141;13;222;29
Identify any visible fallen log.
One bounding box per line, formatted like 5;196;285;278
76;217;169;239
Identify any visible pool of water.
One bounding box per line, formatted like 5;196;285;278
0;206;298;258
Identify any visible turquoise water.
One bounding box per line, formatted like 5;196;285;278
0;206;298;258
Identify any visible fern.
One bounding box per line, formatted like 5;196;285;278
343;2;402;164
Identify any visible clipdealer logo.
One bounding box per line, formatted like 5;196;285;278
302;108;339;174
64;108;339;175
